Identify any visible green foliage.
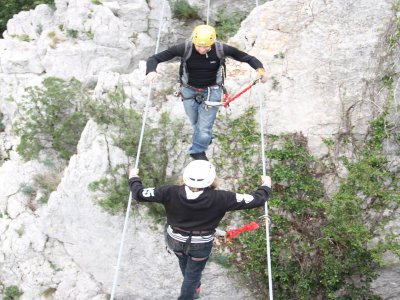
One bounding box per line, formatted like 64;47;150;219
388;1;400;49
214;7;245;42
35;24;43;35
270;76;280;90
274;52;285;59
88;165;129;214
13;77;89;161
214;107;262;192
66;29;78;39
215;107;399;299
171;0;200;21
0;0;54;36
47;31;61;48
4;285;23;300
41;287;57;297
33;171;61;203
87;87;189;217
20;183;36;196
85;30;94;39
209;251;231;268
18;34;31;42
0;111;5;132
91;0;102;5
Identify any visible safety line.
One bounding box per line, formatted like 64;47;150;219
110;0;166;298
206;0;211;25
258;83;274;300
395;78;399;114
253;3;273;298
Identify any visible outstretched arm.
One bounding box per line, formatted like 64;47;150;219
128;168;164;203
223;175;272;211
223;44;264;70
146;43;185;74
223;44;267;83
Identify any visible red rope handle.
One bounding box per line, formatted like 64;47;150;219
225;221;260;239
223;79;261;108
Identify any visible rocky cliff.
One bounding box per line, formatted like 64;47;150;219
0;0;399;299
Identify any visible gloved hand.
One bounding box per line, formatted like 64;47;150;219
129;168;139;178
261;175;272;188
146;71;160;84
256;68;268;83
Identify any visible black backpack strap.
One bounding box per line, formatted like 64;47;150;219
182;40;193;62
215;41;226;84
179;40;193;84
215;41;224;60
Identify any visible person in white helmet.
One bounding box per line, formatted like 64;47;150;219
129;160;272;300
146;24;267;161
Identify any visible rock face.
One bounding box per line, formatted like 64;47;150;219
0;0;399;299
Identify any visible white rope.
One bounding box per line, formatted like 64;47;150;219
206;0;211;25
394;77;399;114
258;83;274;300
253;3;273;298
110;1;167;299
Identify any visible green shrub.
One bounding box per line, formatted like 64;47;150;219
0;0;54;36
66;29;78;39
33;171;62;203
87;86;189;217
214;107;399;299
4;285;23;300
0;111;5;132
214;7;245;42
20;183;36;196
18;34;31;42
171;0;200;21
13;77;89;161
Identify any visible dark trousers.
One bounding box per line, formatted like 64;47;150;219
166;233;213;300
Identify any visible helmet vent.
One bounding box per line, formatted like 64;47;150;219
190;178;204;182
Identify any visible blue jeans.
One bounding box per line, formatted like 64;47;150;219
181;85;222;154
166;233;213;300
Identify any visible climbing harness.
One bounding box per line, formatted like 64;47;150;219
109;1;167;299
181;84;220;111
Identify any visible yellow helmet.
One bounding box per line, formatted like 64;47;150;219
192;25;216;47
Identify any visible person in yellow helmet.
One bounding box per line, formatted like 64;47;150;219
146;24;267;161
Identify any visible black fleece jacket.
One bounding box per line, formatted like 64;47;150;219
129;177;271;231
146;43;264;88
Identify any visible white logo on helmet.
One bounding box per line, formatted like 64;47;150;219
236;193;254;203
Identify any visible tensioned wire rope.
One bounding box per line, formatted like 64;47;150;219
251;0;273;292
258;83;274;300
109;0;167;298
209;0;273;295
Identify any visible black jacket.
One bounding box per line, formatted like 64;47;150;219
146;43;264;88
129;177;271;231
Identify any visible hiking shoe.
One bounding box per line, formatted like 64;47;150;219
194;287;201;299
189;152;208;161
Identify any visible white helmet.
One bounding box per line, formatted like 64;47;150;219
183;160;216;188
